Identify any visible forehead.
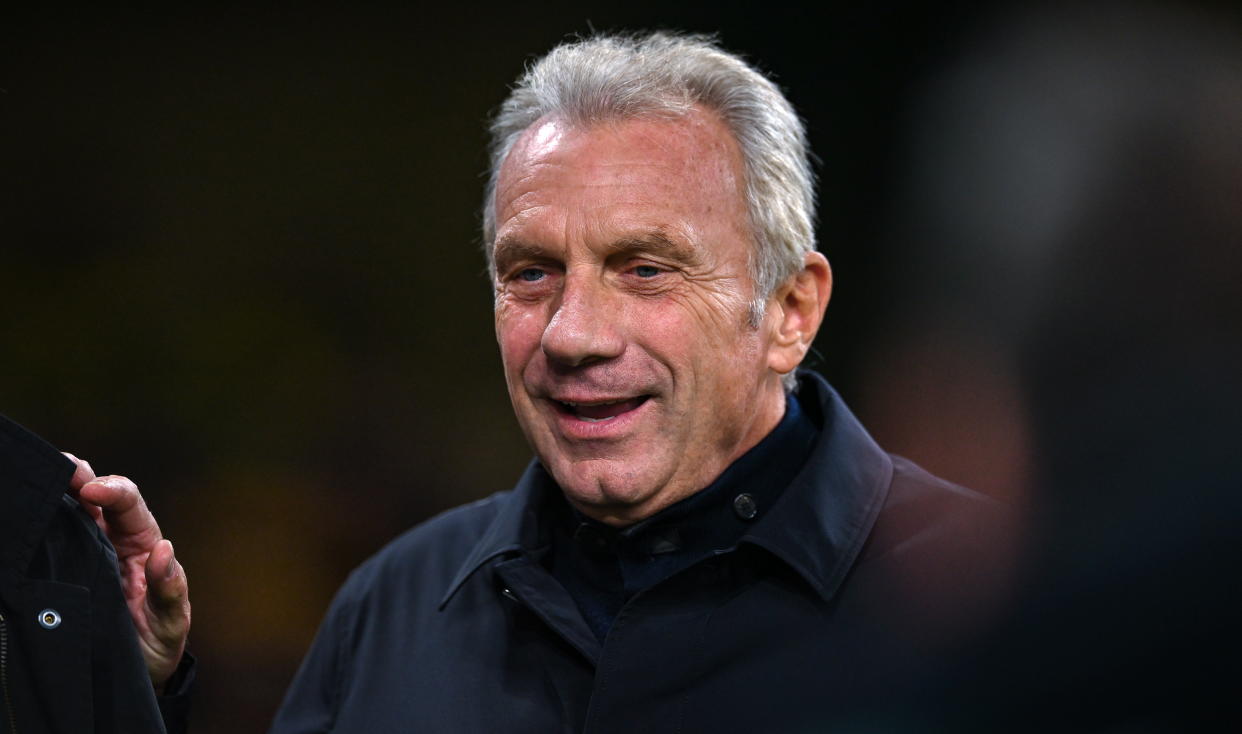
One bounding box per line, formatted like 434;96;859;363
492;108;750;250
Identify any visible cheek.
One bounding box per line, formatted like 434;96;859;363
641;291;756;363
495;302;549;370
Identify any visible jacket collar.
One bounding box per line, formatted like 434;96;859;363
0;414;78;574
737;370;893;602
439;370;893;607
438;460;553;608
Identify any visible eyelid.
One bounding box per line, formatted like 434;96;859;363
623;258;673;274
503;261;558;280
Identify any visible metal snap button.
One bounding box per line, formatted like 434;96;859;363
733;493;758;521
37;609;62;629
500;587;518;602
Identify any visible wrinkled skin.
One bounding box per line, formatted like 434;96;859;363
491;108;831;526
64;453;190;691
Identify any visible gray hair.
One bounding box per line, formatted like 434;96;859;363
483;32;817;389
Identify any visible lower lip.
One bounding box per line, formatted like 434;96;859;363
550;398;652;440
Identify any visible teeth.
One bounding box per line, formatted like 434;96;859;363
580;416;615;423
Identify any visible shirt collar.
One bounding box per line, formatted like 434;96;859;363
440;370;893;607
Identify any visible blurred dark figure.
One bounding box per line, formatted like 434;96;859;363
864;2;1242;728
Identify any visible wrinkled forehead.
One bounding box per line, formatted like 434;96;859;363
492;109;750;243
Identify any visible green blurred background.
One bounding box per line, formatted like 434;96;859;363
5;2;1240;730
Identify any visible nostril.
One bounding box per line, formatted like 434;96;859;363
539;281;626;366
541;324;621;366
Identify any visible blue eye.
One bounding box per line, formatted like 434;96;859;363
633;265;660;278
518;268;545;282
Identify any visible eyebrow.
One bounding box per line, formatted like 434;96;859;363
604;231;699;264
492;229;701;273
492;239;550;273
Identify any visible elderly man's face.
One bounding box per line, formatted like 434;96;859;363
491;108;788;525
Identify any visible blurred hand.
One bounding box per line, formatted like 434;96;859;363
63;453;191;691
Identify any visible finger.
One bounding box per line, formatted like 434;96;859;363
78;475;162;541
61;452;98;493
61;453;106;529
146;540;190;608
145;539;191;637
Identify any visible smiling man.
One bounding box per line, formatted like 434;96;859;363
490;105;822;526
268;33;1011;733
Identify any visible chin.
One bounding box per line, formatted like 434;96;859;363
549;457;662;517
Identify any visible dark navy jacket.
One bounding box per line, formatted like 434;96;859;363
0;415;192;733
271;372;1011;733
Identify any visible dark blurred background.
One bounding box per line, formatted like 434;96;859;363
4;1;1240;730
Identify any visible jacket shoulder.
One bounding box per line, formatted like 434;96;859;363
333;490;512;607
871;454;1009;551
850;455;1018;640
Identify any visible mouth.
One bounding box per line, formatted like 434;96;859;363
551;396;651;423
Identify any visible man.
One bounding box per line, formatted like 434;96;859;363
265;33;1009;732
93;32;1009;732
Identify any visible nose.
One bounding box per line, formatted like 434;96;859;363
540;273;625;367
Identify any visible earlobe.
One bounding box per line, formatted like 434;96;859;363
767;252;832;375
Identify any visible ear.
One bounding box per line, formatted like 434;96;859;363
766;251;832;376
